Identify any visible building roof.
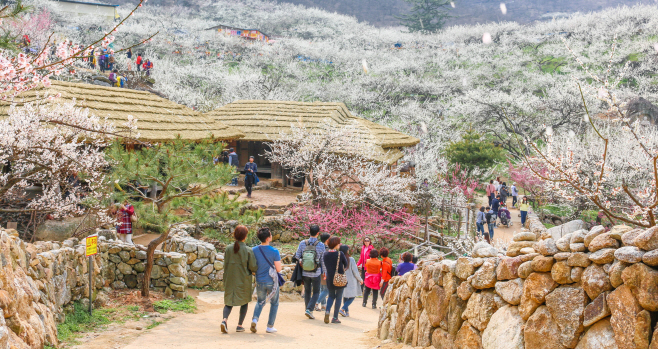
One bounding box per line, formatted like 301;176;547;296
55;0;119;7
206;24;271;38
205;100;420;164
0;81;244;142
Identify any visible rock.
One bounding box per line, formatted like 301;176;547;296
536;238;559;256
168;264;186;278
589;248;616;265
574;318;619;349
188;272;209;288
514;232;537;242
571;267;584;282
446;294;467;337
462;291;499;331
554;252;571;261
583;292;611;327
481;305;524;349
519;253;540;263
496;257;522;280
570;229;588;244
118;250;130;262
190;258;209;272
551;261;573;284
432;328;456;349
494;278;523;305
581;264;612;300
34;215;99;241
117;262;132;275
471;259;498;289
633;226;658;251
637;246;658;267
519;273;557;320
567;252;591;268
546;287;588;348
607;285;647;349
507;241;535;257
401;319;414;344
609;225;632;240
520;247;536;255
570;243;587;252
425;285;449;327
621;228;644;247
456;257;478;280
584;225;606;248
615;246;645;263
455;322;483;349
518;261;534;279
457;280;475;301
588;233;620;252
609;261;628;288
416;310;432;347
556;234;573;252
213;261;224;270
524;306;565;349
472;242;498;258
621;262;658;311
532;256;555;272
199;264;214;276
547;220;585;240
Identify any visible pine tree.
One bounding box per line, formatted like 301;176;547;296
445;129;505;174
397;0;454;33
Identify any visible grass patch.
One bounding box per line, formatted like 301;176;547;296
147;321;163;329
57;302;117;344
153;296;196;314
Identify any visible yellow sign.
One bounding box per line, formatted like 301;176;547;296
86;235;98;257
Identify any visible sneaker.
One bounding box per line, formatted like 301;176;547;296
372;304;377;309
305;310;315;319
221;321;228;334
339;309;347;317
250;321;257;333
324;313;330;324
362;302;366;307
314;304;321;312
236;326;245;332
331;318;341;324
266;327;277;333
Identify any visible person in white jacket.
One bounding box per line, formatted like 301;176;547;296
338;245;363;317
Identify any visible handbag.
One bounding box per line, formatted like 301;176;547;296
333;251;348;287
258;247;285;287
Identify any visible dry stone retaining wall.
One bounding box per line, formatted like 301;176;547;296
378;213;658;349
0;229;188;349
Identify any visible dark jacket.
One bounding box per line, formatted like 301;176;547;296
323;250;348;290
244;162;257;176
492;198;500;212
291;260;304;287
229;152;238;167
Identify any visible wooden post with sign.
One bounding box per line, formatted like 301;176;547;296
85;235;98;316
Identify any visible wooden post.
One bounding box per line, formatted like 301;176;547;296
88;256;93;315
465;206;470;239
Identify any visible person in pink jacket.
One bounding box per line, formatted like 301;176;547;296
486;180;497;206
357;237;373;292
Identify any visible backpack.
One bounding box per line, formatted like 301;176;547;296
120;77;126;87
486;212;496;224
108;72;116;82
301;239;319;272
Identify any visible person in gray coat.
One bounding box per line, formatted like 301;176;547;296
339;245;363;317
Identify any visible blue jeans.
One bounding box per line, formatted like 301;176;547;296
326;287;344;319
476;222;484;235
252;282;279;328
488;223;495;239
521;211;528;225
318;284;328;306
341;297;355;313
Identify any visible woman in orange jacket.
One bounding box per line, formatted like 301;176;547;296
380;247;393;296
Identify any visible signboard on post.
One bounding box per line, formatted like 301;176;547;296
85;234;98;315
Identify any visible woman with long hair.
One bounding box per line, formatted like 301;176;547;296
339;245;362;317
356;237;373;291
221;225;257;334
520;196;530;226
322;236;348;324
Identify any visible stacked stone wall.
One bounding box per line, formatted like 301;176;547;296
378;213;658;349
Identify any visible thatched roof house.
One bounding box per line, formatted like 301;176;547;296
205;100;420;183
0;81;244;142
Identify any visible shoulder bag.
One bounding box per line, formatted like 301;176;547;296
333;251;348;287
258;247;285;287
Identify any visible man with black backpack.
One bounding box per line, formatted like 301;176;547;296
294;224;326;320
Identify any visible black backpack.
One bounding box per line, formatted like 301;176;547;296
486;212;496;224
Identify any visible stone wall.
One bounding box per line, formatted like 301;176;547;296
377;213;658;349
0;229;188;349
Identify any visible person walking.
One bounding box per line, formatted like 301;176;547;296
396;252;415;276
315;233;331;312
127;48;133;59
357;237;374;292
294;225;326;320
520;196;530;226
500;182;509;206
486;180;496;206
363;249;382;309
221;225;257;334
251;227;281;334
136;53;142;72
143;59;153;76
494;177;501;192
492;195;501;218
511;183;519;208
486;206;496;240
228;148;239;186
380;247;393;296
244;156;257;198
476;206;486;239
322;236;348;324
108;53;115;71
118;200;135;244
339;245;362;318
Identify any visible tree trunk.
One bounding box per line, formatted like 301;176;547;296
142;229;170;298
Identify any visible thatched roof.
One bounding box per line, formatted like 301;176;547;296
205;100;420;163
0;81;244;142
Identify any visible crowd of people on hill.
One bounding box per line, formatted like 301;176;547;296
85;48;154;88
221;224;416;333
478;177;530;242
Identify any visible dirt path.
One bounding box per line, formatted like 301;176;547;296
119;291;379;349
476;194;523;245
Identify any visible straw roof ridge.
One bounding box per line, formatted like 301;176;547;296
0;81;245;142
